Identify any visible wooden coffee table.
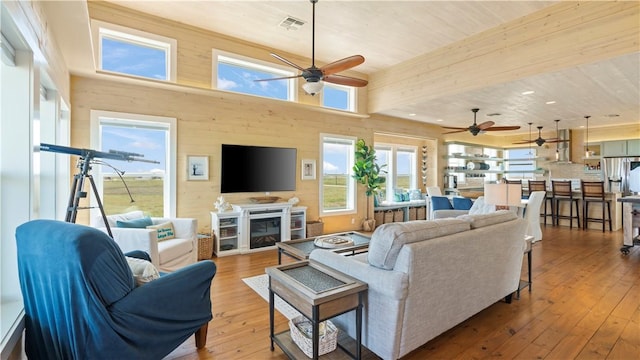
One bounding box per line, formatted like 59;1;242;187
277;232;371;264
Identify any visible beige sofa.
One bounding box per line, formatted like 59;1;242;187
92;211;198;272
310;211;527;360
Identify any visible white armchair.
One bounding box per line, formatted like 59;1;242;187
92;211;198;272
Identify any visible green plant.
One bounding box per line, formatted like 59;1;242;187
352;139;386;219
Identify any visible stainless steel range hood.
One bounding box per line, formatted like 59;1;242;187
555;129;571;163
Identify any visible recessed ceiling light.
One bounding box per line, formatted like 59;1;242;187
579;125;585;128
436;119;443;122
521;90;535;95
606;114;620;117
545;101;556;105
408;113;417;116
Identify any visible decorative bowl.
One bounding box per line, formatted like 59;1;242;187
249;196;281;204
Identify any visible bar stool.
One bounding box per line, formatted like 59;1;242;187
551;180;580;228
528;180;553;225
581;180;612;232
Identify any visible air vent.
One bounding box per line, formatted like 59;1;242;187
279;16;305;30
486;113;501;117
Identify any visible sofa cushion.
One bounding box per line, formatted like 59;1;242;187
158;238;194;264
368;219;470;270
453;197;473;210
457;210;517;229
467;196;495;215
147;221;176;241
116;216;153;228
103;210;146;228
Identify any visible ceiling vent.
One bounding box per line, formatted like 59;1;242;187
279;16;305;30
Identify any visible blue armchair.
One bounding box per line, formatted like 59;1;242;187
16;220;216;359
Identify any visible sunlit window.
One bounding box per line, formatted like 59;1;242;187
320;135;356;215
322;83;354;111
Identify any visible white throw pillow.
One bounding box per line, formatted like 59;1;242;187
125;256;160;286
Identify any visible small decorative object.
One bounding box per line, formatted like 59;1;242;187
214;196;230;212
301;159;316;180
288;196;300;205
314;235;354;248
248;196;280;204
187;155;209;181
421;146;428;186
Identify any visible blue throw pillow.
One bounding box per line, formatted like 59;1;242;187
453;197;473;210
430;196;453;210
116;216;153;228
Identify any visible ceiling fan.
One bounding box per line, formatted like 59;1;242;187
512;119;568;146
254;0;368;95
441;108;521;136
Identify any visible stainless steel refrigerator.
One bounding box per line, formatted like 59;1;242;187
602;157;640;195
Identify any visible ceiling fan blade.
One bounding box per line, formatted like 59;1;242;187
484;125;521;131
544;139;569;143
477;121;495;130
270;53;306;72
512;140;535;144
323;74;368;87
254;74;303;82
442;129;469;135
320;55;365;76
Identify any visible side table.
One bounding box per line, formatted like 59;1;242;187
266;260;368;359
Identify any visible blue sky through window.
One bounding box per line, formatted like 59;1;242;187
218;62;289;99
101;125;166;174
101;37;167;80
323;86;349;110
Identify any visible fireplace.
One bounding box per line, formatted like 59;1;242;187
250;216;282;249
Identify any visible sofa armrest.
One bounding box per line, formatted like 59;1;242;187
432;209;468;219
309;250;408;301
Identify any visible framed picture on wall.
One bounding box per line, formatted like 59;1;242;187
187;155;209;181
301;159;316;180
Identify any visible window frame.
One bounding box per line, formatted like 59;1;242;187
321;82;356;112
90;110;177;219
91;20;177;82
212;49;298;101
375;143;417;202
319;134;357;216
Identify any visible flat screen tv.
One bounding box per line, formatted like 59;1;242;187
221;144;297;193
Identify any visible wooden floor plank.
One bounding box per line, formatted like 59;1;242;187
164;224;640;360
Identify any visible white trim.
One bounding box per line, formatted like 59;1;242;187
91;20;177;82
321;82;356;112
90;110;177;218
319;133;357;216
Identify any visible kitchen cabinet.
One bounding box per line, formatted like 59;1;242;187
602;139;640;157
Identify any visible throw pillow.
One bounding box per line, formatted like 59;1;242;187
147;221;176;241
125;256;160;286
453;197;473;210
430;196;453;210
116;216;153;228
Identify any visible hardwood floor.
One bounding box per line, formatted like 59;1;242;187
166;225;639;359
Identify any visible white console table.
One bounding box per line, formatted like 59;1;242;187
211;203;306;257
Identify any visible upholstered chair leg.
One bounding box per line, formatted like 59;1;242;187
195;323;208;349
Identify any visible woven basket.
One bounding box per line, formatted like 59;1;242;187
289;316;338;358
197;234;213;260
306;221;324;237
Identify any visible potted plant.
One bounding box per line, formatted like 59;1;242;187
352;139;386;231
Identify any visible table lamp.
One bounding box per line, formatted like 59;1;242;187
484;183;522;210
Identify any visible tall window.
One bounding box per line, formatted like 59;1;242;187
92;20;177;81
322;83;354;111
91;111;177;219
320;135;356;215
213;50;296;100
375;144;416;202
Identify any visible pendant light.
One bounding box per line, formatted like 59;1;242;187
554;119;560;161
584;115;591;158
527;122;533;158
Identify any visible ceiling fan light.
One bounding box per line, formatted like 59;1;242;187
302;80;323;95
